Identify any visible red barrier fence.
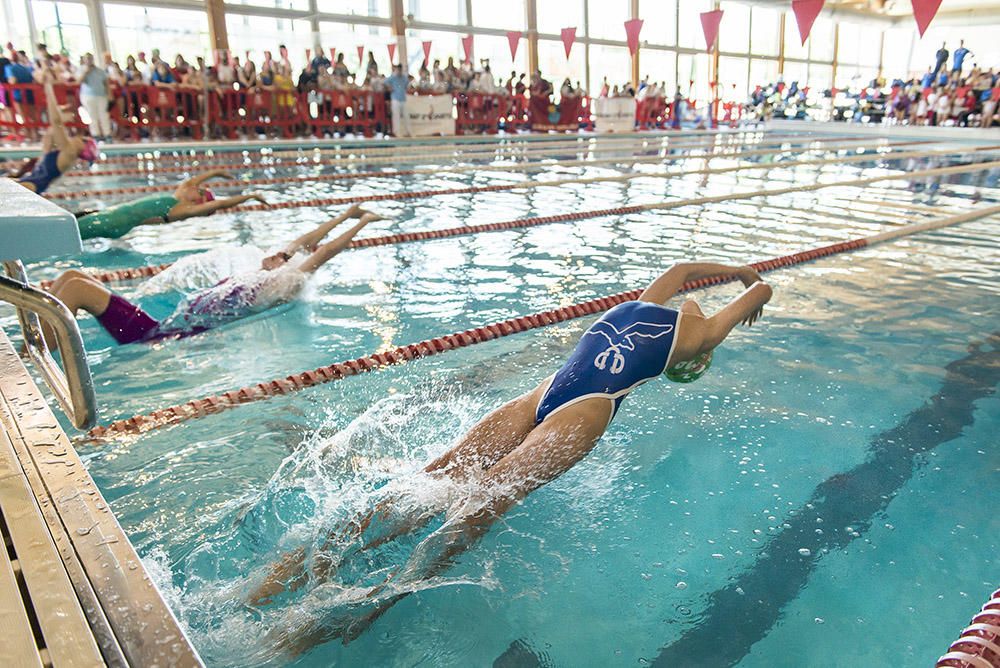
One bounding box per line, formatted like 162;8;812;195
1;83;729;137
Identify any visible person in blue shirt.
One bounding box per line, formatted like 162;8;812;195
150;61;175;85
932;43;949;77
920;67;935;89
952;40;972;74
5;50;35;104
386;63;412;137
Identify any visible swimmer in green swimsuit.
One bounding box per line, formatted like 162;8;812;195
75;170;269;239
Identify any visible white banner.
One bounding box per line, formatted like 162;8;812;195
592;97;636;133
406;94;455;136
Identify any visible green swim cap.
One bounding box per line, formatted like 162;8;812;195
666;350;713;383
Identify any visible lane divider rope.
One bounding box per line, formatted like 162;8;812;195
61;132;864;178
936;587;1000;668
44;157;998;291
48;137;924;201
154;145;1000;214
84;201;1000;439
89;127;815;164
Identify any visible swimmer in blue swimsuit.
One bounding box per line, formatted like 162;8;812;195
249;261;773;648
7;70;99;194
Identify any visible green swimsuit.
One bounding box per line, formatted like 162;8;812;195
76;194;179;240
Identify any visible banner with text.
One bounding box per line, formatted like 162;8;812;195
406;94;455;136
592;97;635;132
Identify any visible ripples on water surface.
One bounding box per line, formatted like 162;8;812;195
4;132;998;666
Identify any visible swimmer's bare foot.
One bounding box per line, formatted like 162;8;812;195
358;212;384;225
344;203;365;218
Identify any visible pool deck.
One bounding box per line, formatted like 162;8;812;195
0;329;201;667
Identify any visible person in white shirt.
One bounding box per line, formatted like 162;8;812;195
933;89;951;125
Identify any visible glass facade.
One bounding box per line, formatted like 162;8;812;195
5;0;946;102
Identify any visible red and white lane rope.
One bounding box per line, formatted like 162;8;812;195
48;137;920;202
85;202;1000;439
61;132;858;178
937;587;1000;668
88;127;805;165
127;146;1000;214
44;158;999;291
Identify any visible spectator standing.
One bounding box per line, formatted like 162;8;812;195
932;43;949;77
79;52;112;141
952;40;972;75
136;51;152;83
387;63;411;137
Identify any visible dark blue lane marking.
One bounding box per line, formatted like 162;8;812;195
652;333;1000;667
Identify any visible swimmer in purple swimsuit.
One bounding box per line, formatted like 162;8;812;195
42;204;383;346
249;262;772;650
7;69;99;194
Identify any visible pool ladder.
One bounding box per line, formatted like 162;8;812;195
0;260;97;429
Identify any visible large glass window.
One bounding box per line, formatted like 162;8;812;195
317;0;390;16
404;28;464;69
783;12;808;61
677;0;712;50
807;63;832;91
538;0;583;37
538;38;586;93
881;28;913;79
718;2;750;54
837;22;861;65
226;16;312;68
748;58;778;90
32;1;94;57
639;0;675;46
640;49;676;94
750;6;780;57
782;60;808;88
408;0;466;26
586;0;629;41
677;52;710;101
718;55;749;99
319;21;393;74
2;0;32;52
808;17;834;61
103;4;208;63
473;34;528;77
588;43;630;94
229;0;309;12
471;0;525;31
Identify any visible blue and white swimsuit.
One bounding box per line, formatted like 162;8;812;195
536;300;682;425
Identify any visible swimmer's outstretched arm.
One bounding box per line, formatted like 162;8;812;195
41;73;70;152
296;212;384;274
179;169;232;189
638;261;760;305
169;193;268;220
281;203;367;255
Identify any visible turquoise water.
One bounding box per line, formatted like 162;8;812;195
4;132;999;667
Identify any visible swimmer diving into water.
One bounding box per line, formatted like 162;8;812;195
73;170;269;240
43;204;383;346
248;261;773;649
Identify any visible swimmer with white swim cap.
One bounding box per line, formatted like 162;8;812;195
42;203;383;346
249;262;772;648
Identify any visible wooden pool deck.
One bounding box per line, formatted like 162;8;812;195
0;329;201;667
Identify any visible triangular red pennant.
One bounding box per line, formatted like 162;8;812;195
422;40;432;63
792;0;824;45
624;18;643;56
506;31;521;60
305;48;311;62
912;0;943;37
387;43;396;63
357;45;364;64
328;47;335;62
560;27;576;58
700;10;724;52
462;34;474;62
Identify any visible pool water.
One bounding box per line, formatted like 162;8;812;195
4;131;999;667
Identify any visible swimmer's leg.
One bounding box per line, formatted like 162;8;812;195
44;274;113;349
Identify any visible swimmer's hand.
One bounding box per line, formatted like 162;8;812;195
737;266;763;288
251;193;270;206
742;305;764;327
359;212;385;224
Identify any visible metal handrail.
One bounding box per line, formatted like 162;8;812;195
1;261;97;429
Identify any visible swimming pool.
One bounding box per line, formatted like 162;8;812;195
5;131;998;666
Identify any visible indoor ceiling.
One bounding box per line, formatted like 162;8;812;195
825;0;1000;16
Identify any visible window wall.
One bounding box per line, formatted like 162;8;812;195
4;0;907;102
